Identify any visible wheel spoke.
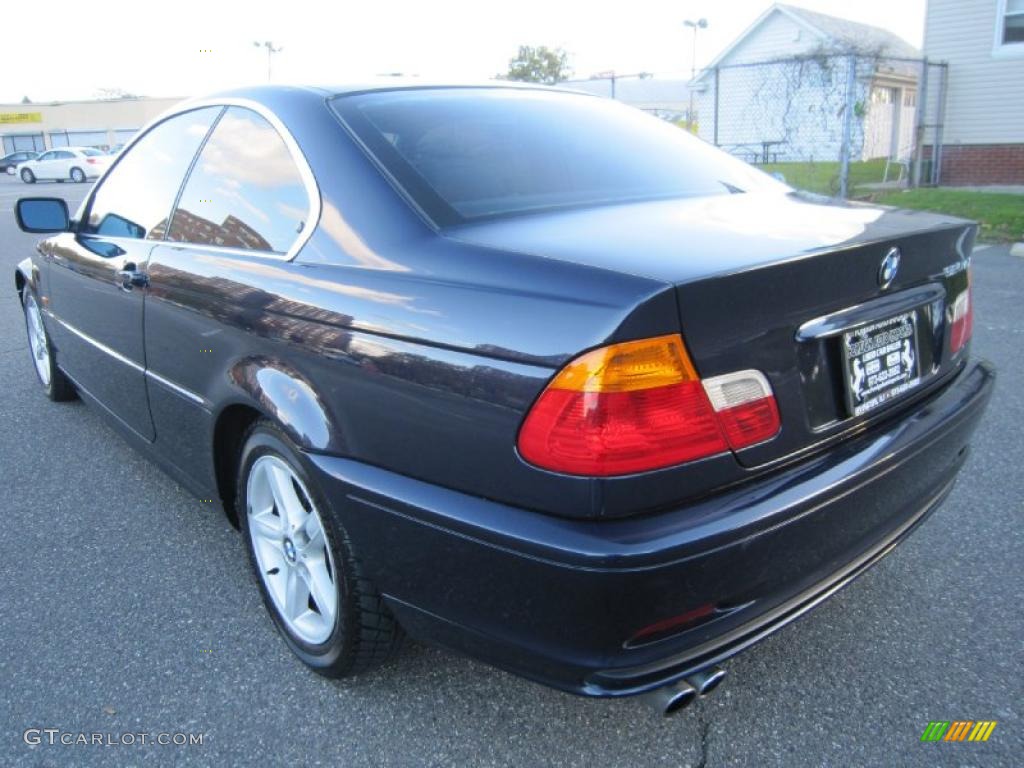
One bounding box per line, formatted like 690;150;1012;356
256;537;287;577
250;508;284;543
300;513;325;556
305;563;336;623
283;565;309;621
269;464;304;532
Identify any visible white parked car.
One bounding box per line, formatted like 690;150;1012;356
17;147;112;184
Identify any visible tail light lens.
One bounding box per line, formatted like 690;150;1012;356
701;370;781;450
86;158;97;164
949;273;973;354
518;335;780;476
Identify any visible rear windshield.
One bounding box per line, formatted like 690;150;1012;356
81;148;104;156
331;87;785;226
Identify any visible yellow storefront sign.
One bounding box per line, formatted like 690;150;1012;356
0;112;43;125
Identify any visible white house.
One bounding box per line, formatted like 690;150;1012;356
923;0;1024;183
691;4;922;164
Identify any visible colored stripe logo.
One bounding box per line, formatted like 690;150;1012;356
921;721;997;742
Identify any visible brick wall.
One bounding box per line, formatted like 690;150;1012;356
929;144;1024;185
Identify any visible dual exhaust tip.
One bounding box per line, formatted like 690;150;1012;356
643;666;727;716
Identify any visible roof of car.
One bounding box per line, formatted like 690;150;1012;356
193;81;589;104
310;79;583;97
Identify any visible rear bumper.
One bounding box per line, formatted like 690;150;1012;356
307;359;995;696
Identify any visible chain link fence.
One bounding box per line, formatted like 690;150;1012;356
695;53;947;198
568;53;947;199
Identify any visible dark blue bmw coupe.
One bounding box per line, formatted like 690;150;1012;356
14;83;994;715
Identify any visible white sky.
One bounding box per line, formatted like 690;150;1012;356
0;0;926;103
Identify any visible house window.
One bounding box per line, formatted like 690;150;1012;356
871;87;894;104
1001;0;1024;44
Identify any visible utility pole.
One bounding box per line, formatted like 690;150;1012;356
683;18;708;133
254;40;283;82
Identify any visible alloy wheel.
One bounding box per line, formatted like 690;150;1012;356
23;293;51;387
246;454;338;645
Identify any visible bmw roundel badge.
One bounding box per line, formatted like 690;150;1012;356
878;247;901;289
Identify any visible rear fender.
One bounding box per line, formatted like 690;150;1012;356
226;357;340;454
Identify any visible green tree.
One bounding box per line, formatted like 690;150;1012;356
500;45;572;84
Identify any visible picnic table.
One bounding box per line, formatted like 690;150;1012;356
721;140;786;164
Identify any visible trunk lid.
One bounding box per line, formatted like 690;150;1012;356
449;191;976;467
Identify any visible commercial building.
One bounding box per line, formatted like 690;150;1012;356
1;96;182;154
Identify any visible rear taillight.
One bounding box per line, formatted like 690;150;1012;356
86;158;98;164
701;370;781;450
517;335;780;476
949;272;973;354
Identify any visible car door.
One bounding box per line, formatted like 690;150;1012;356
44;107;223;440
53;150;75;179
144;106;313;480
33;150;57;179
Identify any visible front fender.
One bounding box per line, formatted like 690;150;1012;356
14;256;37;299
226;357;339;454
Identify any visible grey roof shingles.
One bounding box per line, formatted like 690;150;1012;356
779;3;921;59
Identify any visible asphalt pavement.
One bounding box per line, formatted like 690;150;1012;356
0;173;1020;767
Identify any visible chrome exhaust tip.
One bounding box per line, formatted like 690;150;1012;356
642;679;698;716
686;665;727;696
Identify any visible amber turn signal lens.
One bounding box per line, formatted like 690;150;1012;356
547;334;700;393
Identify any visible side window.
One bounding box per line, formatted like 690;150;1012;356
168;107;308;253
82;107;221;240
55;151;74;159
37;152;54;162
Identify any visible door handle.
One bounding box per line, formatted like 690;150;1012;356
116;262;149;290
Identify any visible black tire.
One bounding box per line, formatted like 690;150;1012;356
70;167;86;183
20;168;35;183
21;290;76;401
237;420;402;676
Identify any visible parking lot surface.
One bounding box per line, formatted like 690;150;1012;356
1;174;1020;767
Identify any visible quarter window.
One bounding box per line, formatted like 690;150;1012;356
81;107;221;240
167;107;308;254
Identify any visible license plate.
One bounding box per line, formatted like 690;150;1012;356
841;311;921;417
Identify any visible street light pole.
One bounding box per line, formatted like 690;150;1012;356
254;40;283;82
683;18;708;132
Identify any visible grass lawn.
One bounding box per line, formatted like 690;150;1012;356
868;189;1024;243
761;159;890;196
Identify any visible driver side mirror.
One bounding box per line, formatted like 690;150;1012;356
16;198;70;234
